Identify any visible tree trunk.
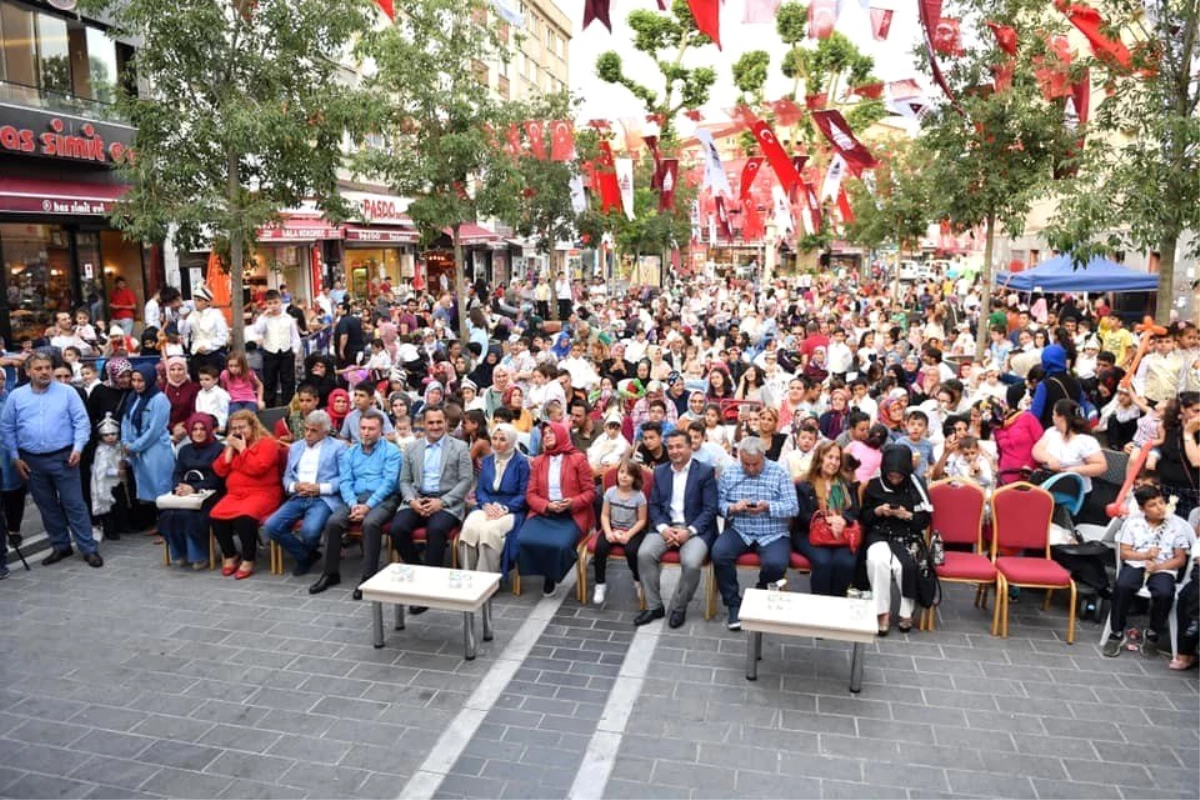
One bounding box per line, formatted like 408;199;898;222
228;149;245;351
453;223;469;344
1155;232;1177;326
974;213;995;362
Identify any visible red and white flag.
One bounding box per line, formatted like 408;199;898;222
837;186;855;225
985;22;1018;55
375;0;394;20
740;157;765;201
821;154;847;202
748;117;800;195
767;98;804;127
800;181;821;235
659;159;679;211
932;17;963;57
524;120;546;159
869;7;892;40
744;0;780;23
595;141;622;213
808;0;836;39
714;196;733;240
504;124;521;158
687;0;722;48
549;120;574;161
1055;0;1132;70
811;110;877;173
616;157;635;220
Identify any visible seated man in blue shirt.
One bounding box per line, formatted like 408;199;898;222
311;410;402;599
712;437;799;630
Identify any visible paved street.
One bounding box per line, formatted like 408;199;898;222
0;524;1196;800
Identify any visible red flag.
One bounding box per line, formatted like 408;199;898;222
683;109;704;122
645;135;663;189
767;98;804;127
808;0;836;39
748;118;800;195
1055;0;1132;70
788;154;808;202
991;61;1015;93
583;0;612;31
740;157;765;201
596;141;622;213
852;83;884;100
811;110;877;172
523;120;546;159
985;22;1018;56
687;0;722;49
504;124;521;157
659;159;679;211
932;18;963;57
744;0;779;23
869;7;893;40
714;196;733;239
837;186;855;225
374;0;394;20
1071;69;1091;126
802;181;822;234
805;93;827;110
888;78;922;99
549;120;574;161
918;0;960;112
743;200;764;240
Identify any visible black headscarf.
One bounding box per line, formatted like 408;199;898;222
129;362;162;432
469;343;500;388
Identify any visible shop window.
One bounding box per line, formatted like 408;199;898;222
84;26;118;103
35;11;70;94
1;223;74;345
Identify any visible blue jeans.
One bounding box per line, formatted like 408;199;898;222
22;449;96;555
711;527;791;609
228;401;258;416
264;496;335;563
793;531;857;597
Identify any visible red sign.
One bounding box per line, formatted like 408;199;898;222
0;177;128;215
0;117;130;164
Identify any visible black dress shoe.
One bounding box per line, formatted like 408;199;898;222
83;552;103;568
633;607;665;626
409;605;429;615
308;573;341;595
668;608;687;629
42;548;73;566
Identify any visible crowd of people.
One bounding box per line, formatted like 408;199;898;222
0;265;1197;669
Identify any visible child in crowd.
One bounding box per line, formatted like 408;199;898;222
161;322;186;358
195;364;231;431
943;434;994;487
221;350;264;415
90;414;127;542
80;363;101;397
899;409;936;479
62;346;84;385
593;458;648;605
588;411;631;475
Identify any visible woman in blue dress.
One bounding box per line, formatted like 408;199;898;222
458;423;530;577
121;363;176;507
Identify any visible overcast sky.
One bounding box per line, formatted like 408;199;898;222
559;0;929;128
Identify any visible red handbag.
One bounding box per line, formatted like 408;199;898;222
809;512;862;553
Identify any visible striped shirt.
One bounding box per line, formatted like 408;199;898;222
718;459;799;546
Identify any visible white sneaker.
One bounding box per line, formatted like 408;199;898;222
593;583;607;605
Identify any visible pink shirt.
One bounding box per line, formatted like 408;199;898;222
846;441;882;484
220;369;259;403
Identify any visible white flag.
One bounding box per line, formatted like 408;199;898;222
690;200;702;242
695;129;732;197
615;157;635;220
708;214;717;243
771;185;793;235
821;154;846;203
569;174;588;214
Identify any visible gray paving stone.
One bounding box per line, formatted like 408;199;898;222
2;772;96;799
71;730;157;760
651;759;737;792
138;767;234;799
1032;778;1123;799
8;696;89;722
216;778;307;799
604;778;690;799
7;719;90;747
67;757;161;791
206;750;295;783
136;739;223;772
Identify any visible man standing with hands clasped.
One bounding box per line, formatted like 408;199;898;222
637;430;719;628
0;352;101;567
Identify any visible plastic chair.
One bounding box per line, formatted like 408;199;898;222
1100;520;1195;658
991;482;1077;644
576;466;654;604
920;479;997;633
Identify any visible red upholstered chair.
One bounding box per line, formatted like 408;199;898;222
990;482;1076;643
387;526;460;570
577;466;654;604
920;480;997;632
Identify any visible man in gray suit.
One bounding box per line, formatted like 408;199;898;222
391;405;473;612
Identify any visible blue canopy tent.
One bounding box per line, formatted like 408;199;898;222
993;255;1158;293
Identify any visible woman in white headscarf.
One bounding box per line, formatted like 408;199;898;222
458;424;531;575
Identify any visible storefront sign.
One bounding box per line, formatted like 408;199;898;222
0;107;135;164
341;191;412;225
257;219;344;241
0;177;129;215
344;225;417;244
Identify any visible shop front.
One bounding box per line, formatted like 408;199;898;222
0;107;149;345
253;217;343;305
340;191;418;298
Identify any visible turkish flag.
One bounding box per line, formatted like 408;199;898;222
1056;0;1132;70
550;120;574;161
808;0;836;39
869;7;892;40
659;159;679;211
375;0;394;20
1035;57;1073;99
985;22;1018;56
811;109;877;173
932;18;963;57
524;120;546;159
583;0;612;31
748;118;800;196
714;196;733;240
805;93;827;110
687;0;722;49
504;124;521;157
919;0;959;108
683;109;704;122
768;98;804;127
837;187;855;225
740;157;765;201
596;141;622;213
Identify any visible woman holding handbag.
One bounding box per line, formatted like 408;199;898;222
793;441;861;598
158;414;224;568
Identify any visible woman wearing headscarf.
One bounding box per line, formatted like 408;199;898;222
159;414;224;568
819;388;850;440
551;333;572;361
459;424;531;576
412;380;443;421
326;388;351;434
163;355;199;443
121;363;176;506
858;445;933;635
993;384;1043;484
518;421;596;595
602;342;634;384
468;343;500;388
139;326;161;357
302;353;337;407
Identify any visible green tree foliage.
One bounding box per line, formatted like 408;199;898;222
594;0;718;137
844;140;934;271
1043;0;1200;323
917;0;1077;357
79;0;375;347
733;50;772;104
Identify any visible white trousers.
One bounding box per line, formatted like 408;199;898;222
865;541;915;618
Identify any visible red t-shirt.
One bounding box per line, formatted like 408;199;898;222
109;287;137;320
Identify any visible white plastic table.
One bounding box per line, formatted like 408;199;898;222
358;564;500;660
739;588;877;692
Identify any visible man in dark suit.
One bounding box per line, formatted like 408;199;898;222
635;430;718;628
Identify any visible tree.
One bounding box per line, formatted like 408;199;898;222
916;0;1077;358
1043;0;1200;324
594;0;719;138
81;0;375;348
356;0;527;341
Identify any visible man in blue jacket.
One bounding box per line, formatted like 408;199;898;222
264;410;345;576
636;430;719;628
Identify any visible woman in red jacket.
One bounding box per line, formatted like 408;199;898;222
211;410;284;579
518;421;596;596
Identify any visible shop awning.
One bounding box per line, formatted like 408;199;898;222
0;177;129;215
257;217;344;242
442;223;499;245
343;224;419;244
